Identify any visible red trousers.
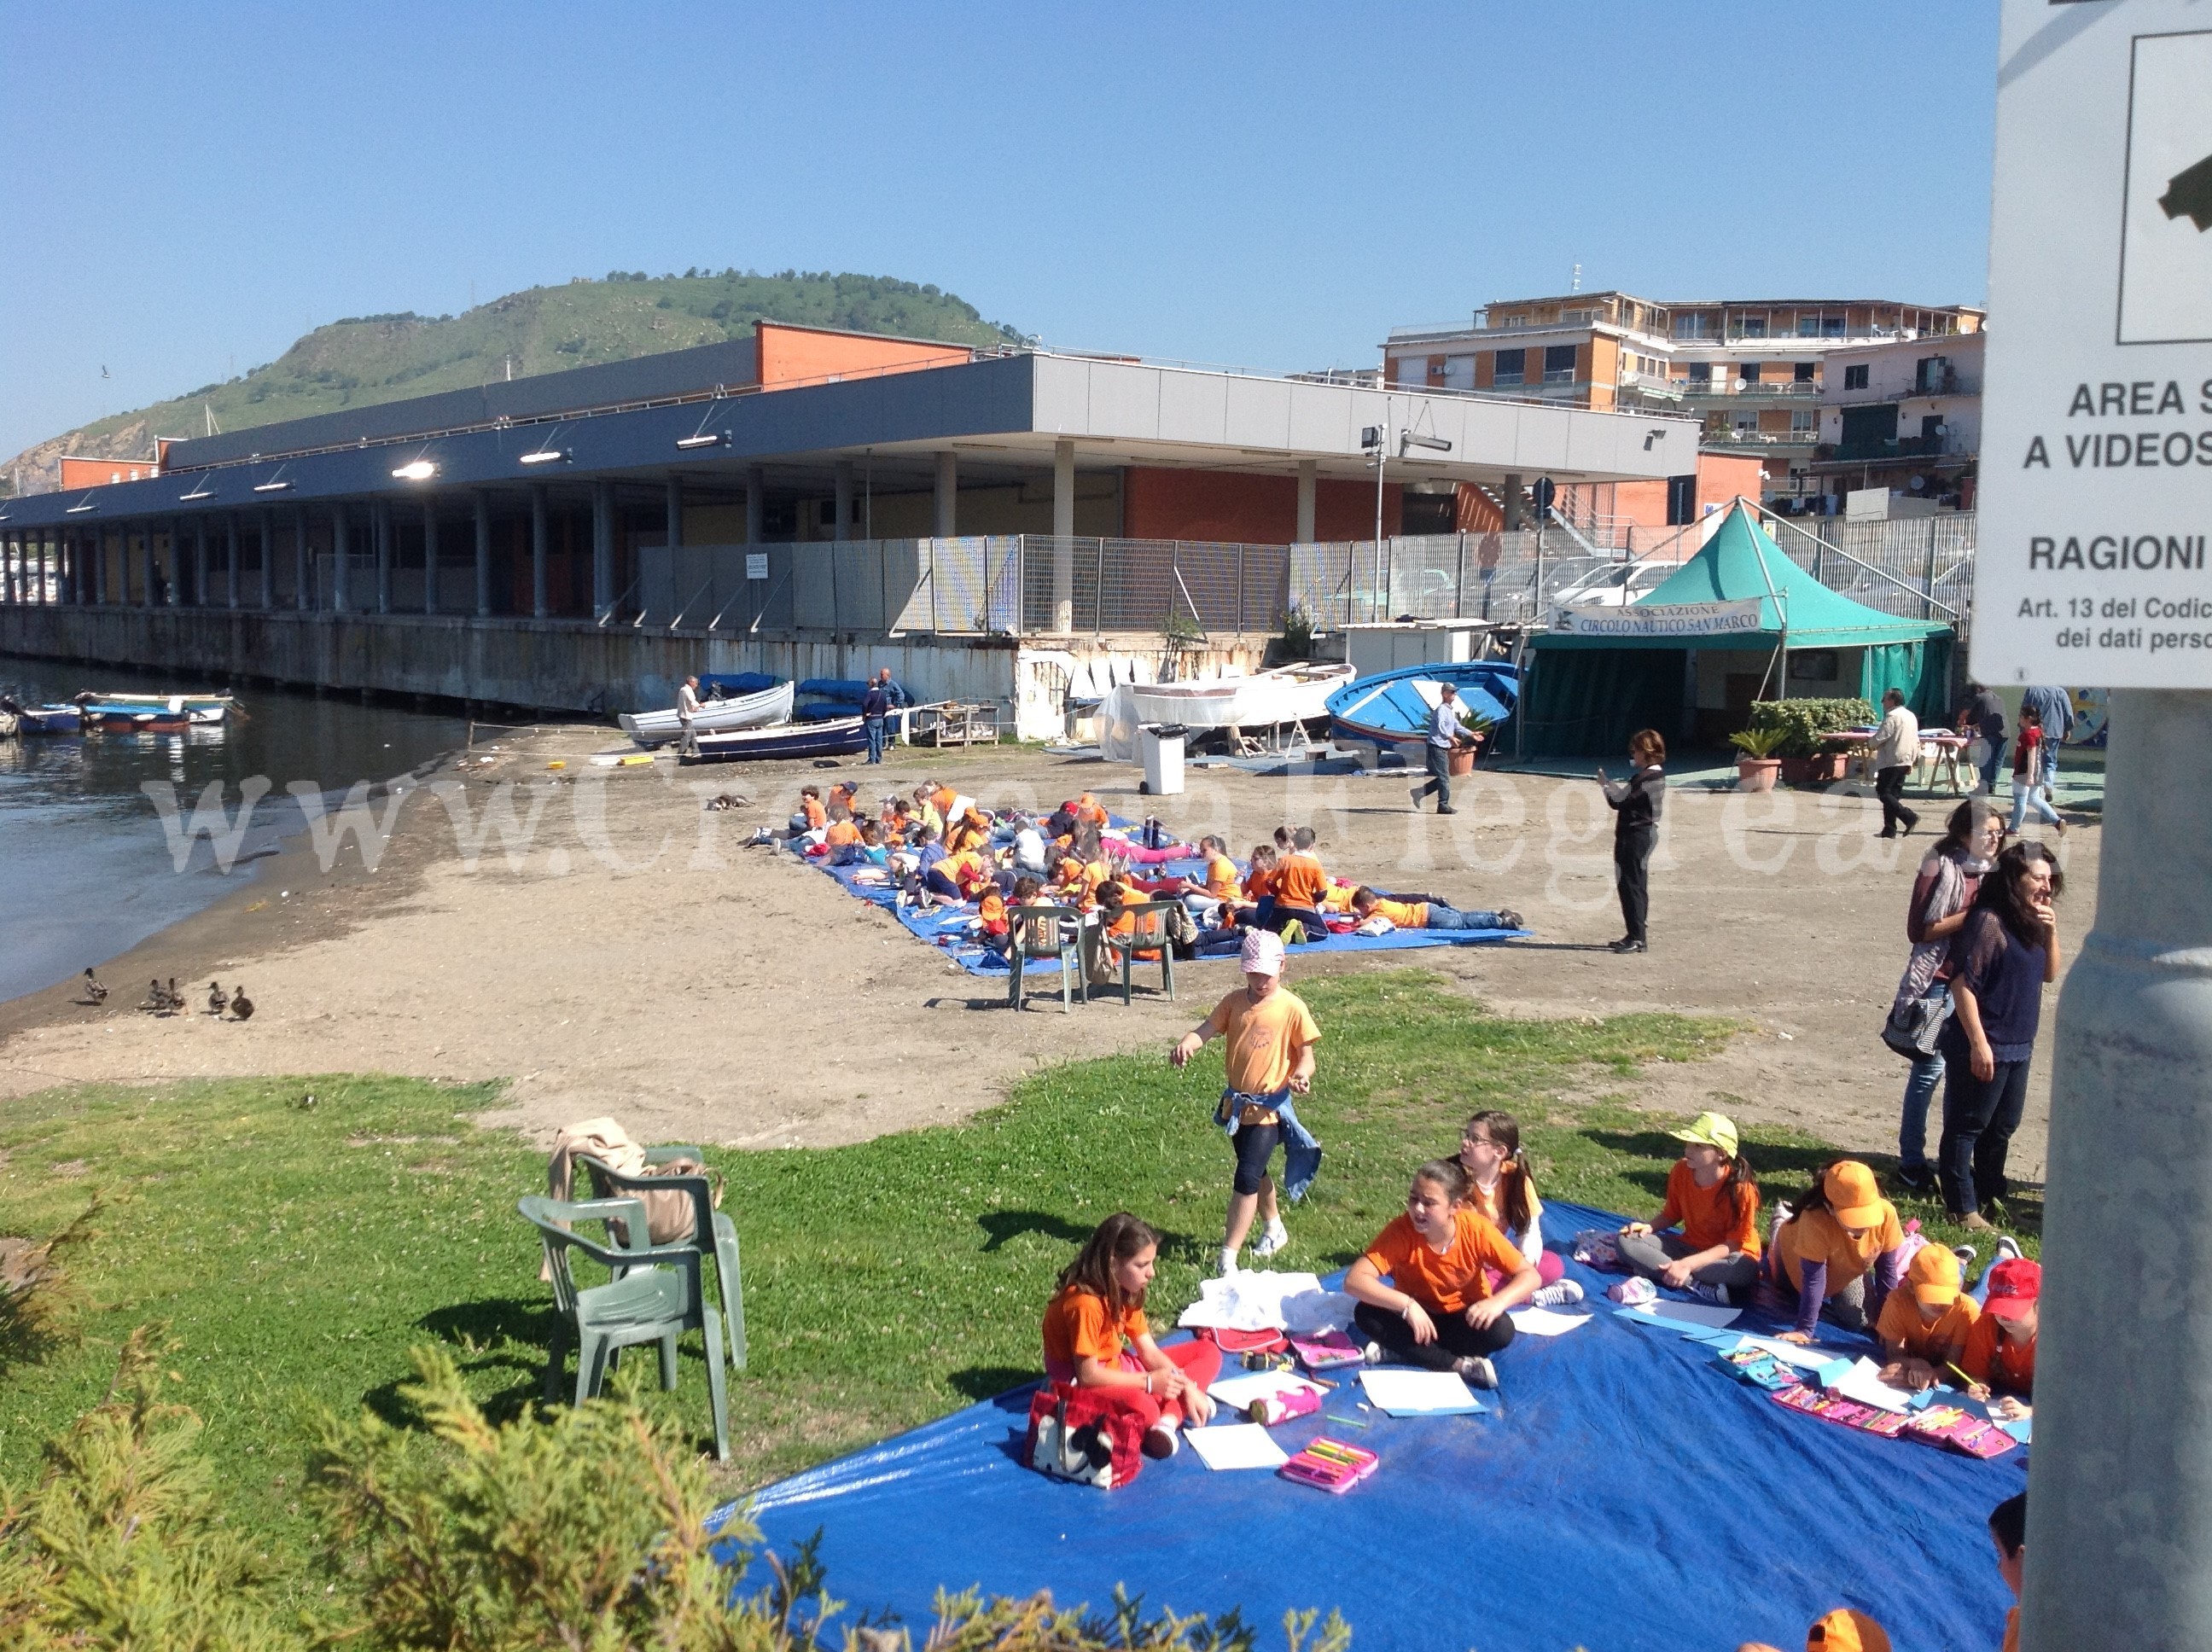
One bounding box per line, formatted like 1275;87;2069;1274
1046;1338;1222;1433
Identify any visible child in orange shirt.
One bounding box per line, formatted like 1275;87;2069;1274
1618;1111;1762;1302
1738;1607;1893;1652
1873;1244;1978;1392
1040;1213;1218;1459
1342;1157;1540;1388
1350;887;1525;934
1959;1256;2037;1419
788;784;827;836
1988;1492;2026;1652
1769;1160;1909;1341
822;805;861;852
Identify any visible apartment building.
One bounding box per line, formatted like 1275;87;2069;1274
1807;330;1982;513
1382;294;1983;514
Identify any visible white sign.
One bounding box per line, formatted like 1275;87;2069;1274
1976;1;2212;687
1549;598;1766;639
745;552;769;581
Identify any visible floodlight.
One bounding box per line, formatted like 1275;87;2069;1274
392;460;437;481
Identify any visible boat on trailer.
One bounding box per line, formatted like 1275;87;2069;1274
1325;660;1521;746
620;678;794;747
75;692;239;732
679;715;870;765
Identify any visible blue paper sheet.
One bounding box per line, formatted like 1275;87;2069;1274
716;1200;2023;1652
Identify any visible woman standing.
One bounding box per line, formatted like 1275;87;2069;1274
1936;840;2064;1230
1884;800;2004;1193
1598;729;1666;953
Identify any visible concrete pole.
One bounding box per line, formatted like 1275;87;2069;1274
140;522;156;609
259;510;275;608
422;500;440;614
224;515;239;609
591;480;614;620
934;450;958;538
93;529;107;606
3;532;15;605
1051;438;1075;633
192;520;206;606
833;462;853;544
1295;459;1318;544
664;474;684;552
295;506;310;610
374;503;392;614
2026;689;2212;1649
530;485;548;619
333;507;351;614
744;467;765;545
473;491;492;618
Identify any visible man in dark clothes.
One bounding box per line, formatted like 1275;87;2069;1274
860;674;892;764
1963;683;2006;797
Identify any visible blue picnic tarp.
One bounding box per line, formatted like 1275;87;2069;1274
715;1199;2022;1652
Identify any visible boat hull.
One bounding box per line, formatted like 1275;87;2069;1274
16;706;84;736
1325;662;1520;746
679;716;870;764
620;680;794;745
77;692;233;731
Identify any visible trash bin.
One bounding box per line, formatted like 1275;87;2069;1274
1138;723;1186;795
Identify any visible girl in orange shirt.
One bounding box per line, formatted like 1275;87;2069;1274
1617;1110;1762;1301
1041;1213;1218;1458
1768;1160;1909;1341
1342;1157;1540;1388
1873;1243;1979;1392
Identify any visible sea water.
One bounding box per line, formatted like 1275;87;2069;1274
0;654;469;1004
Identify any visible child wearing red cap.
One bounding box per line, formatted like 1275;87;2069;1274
1738;1606;1893;1652
1875;1243;1981;1391
1960;1256;2039;1419
1769;1160;1909;1342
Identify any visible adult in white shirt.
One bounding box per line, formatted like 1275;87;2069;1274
1409;682;1472;816
1872;688;1921;840
674;675;702;758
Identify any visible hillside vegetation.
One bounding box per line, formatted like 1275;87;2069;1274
6;270;1027;492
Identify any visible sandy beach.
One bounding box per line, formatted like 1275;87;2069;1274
0;732;2093;1178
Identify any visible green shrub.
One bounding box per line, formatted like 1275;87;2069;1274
1747;696;1874;758
1726;726;1785;759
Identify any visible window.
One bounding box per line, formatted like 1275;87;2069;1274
1688;362;1712;383
1543;344;1578;382
1794;361;1816;382
1822;317;1846;337
1738;317;1767;338
1791;409;1816;434
1843;364;1870;391
1797;316;1822;337
1738;362;1762;383
1441;354;1476;390
1673;312;1712;339
1493;348;1525;385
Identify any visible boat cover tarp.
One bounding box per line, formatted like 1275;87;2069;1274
699;672;782;698
716;1199;2020;1652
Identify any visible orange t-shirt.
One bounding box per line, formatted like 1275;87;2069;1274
1041;1285;1148;1377
943;850;992;896
978;889;1010;936
1320;881;1357;913
1875;1291;1979;1363
1076;793;1109;828
929;785;958;820
1104;906;1162;961
1960;1313;2035;1394
824;819;860;847
1070;860;1111;910
1653;1161;1763;1258
801;797;826;829
1203;855;1240;899
1370;897;1429;928
1242;864;1277;901
1202;986;1321;1095
1274;852;1327;910
1360;1208;1526;1317
1774;1202;1905;1299
2002;1607;2019;1652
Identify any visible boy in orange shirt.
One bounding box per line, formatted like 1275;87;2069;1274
1041;1213;1218;1460
1349;886;1526;934
1959;1256;2037;1419
1874;1243;1979;1391
1170;929;1322;1273
1342;1156;1540;1388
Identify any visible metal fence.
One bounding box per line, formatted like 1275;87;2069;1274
1759;510;1977;632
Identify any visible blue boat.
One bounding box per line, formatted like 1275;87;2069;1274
1324;660;1519;746
679;715;870;765
0;697;83;736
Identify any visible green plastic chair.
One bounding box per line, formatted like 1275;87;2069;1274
518;1194;730;1462
1101;899;1179;1004
1006;902;1089;1011
573;1148;746;1372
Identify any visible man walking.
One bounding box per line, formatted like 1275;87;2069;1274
2019;683;2072;801
1963;682;2006;796
1411;681;1472;815
675;673;701;759
860;671;892;765
1872;688;1921;840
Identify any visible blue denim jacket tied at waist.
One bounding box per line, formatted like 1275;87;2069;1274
1218;1085;1323;1203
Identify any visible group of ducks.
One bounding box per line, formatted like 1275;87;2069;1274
82;970;253;1021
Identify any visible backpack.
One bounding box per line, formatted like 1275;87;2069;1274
1024;1384;1147;1489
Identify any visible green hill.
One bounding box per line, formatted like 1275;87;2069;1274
6;270;1027;492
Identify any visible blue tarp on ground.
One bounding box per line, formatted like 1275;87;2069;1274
716;1199;2022;1652
798;844;1527;979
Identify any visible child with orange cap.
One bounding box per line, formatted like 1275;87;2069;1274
1959;1255;2039;1420
1769;1160;1909;1342
1738;1607;1892;1652
1874;1242;1980;1391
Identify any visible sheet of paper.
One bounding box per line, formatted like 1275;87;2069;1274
1175;1271;1326;1332
1206;1370;1326;1410
1358;1368;1487;1416
1626;1300;1742;1329
1506;1306;1592;1337
1181;1422;1289;1470
1824;1357;1918;1414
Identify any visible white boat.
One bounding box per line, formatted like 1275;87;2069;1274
1126;661;1355;730
619;679;794;747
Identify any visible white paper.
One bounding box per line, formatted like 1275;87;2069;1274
1825;1356;1918;1414
1206;1370;1326;1410
1358;1368;1485;1416
1176;1270;1326;1331
1627;1301;1741;1329
1506;1306;1593;1337
1182;1422;1289;1470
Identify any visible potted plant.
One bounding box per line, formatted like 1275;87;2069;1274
1450;707;1494;775
1727;725;1785;792
1751;696;1874;784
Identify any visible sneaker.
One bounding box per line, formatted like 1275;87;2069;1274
1411;785;1427;811
1217;1247;1241;1277
1952;1243;1978;1265
1498;909;1525;930
1363;1341;1386;1365
1528;1280;1585;1308
1993;1234;2024;1264
1608;937;1647;953
1894;1166;1934;1194
1141;1424;1179;1460
1436;806;1458;815
1251;1220;1290;1259
1452;1355;1498;1389
1685;1282;1731;1307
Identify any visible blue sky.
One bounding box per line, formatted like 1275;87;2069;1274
0;2;2000;461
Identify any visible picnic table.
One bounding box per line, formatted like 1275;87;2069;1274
1819;727;1972;795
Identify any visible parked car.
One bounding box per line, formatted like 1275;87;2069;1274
1550;559;1674;608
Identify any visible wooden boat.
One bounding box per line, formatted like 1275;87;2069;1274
620;678;794;746
1325;661;1520;745
76;692;237;732
679;715;869;765
1127;664;1353;730
1;698;84;736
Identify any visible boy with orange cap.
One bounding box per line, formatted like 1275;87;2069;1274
1738;1607;1891;1652
1771;1160;1909;1342
1959;1255;2039;1420
1874;1243;1980;1391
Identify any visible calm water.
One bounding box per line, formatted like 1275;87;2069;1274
0;654;469;1004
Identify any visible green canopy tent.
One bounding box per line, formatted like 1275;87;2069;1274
1519;503;1953;758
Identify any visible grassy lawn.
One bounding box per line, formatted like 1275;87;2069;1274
0;968;2032;1608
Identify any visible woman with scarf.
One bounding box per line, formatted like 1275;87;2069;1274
1883;800;2005;1193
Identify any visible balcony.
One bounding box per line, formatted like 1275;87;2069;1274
1676;378;1823;400
1826;372;1982;405
1814;434;1974;466
1703;426;1820;448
